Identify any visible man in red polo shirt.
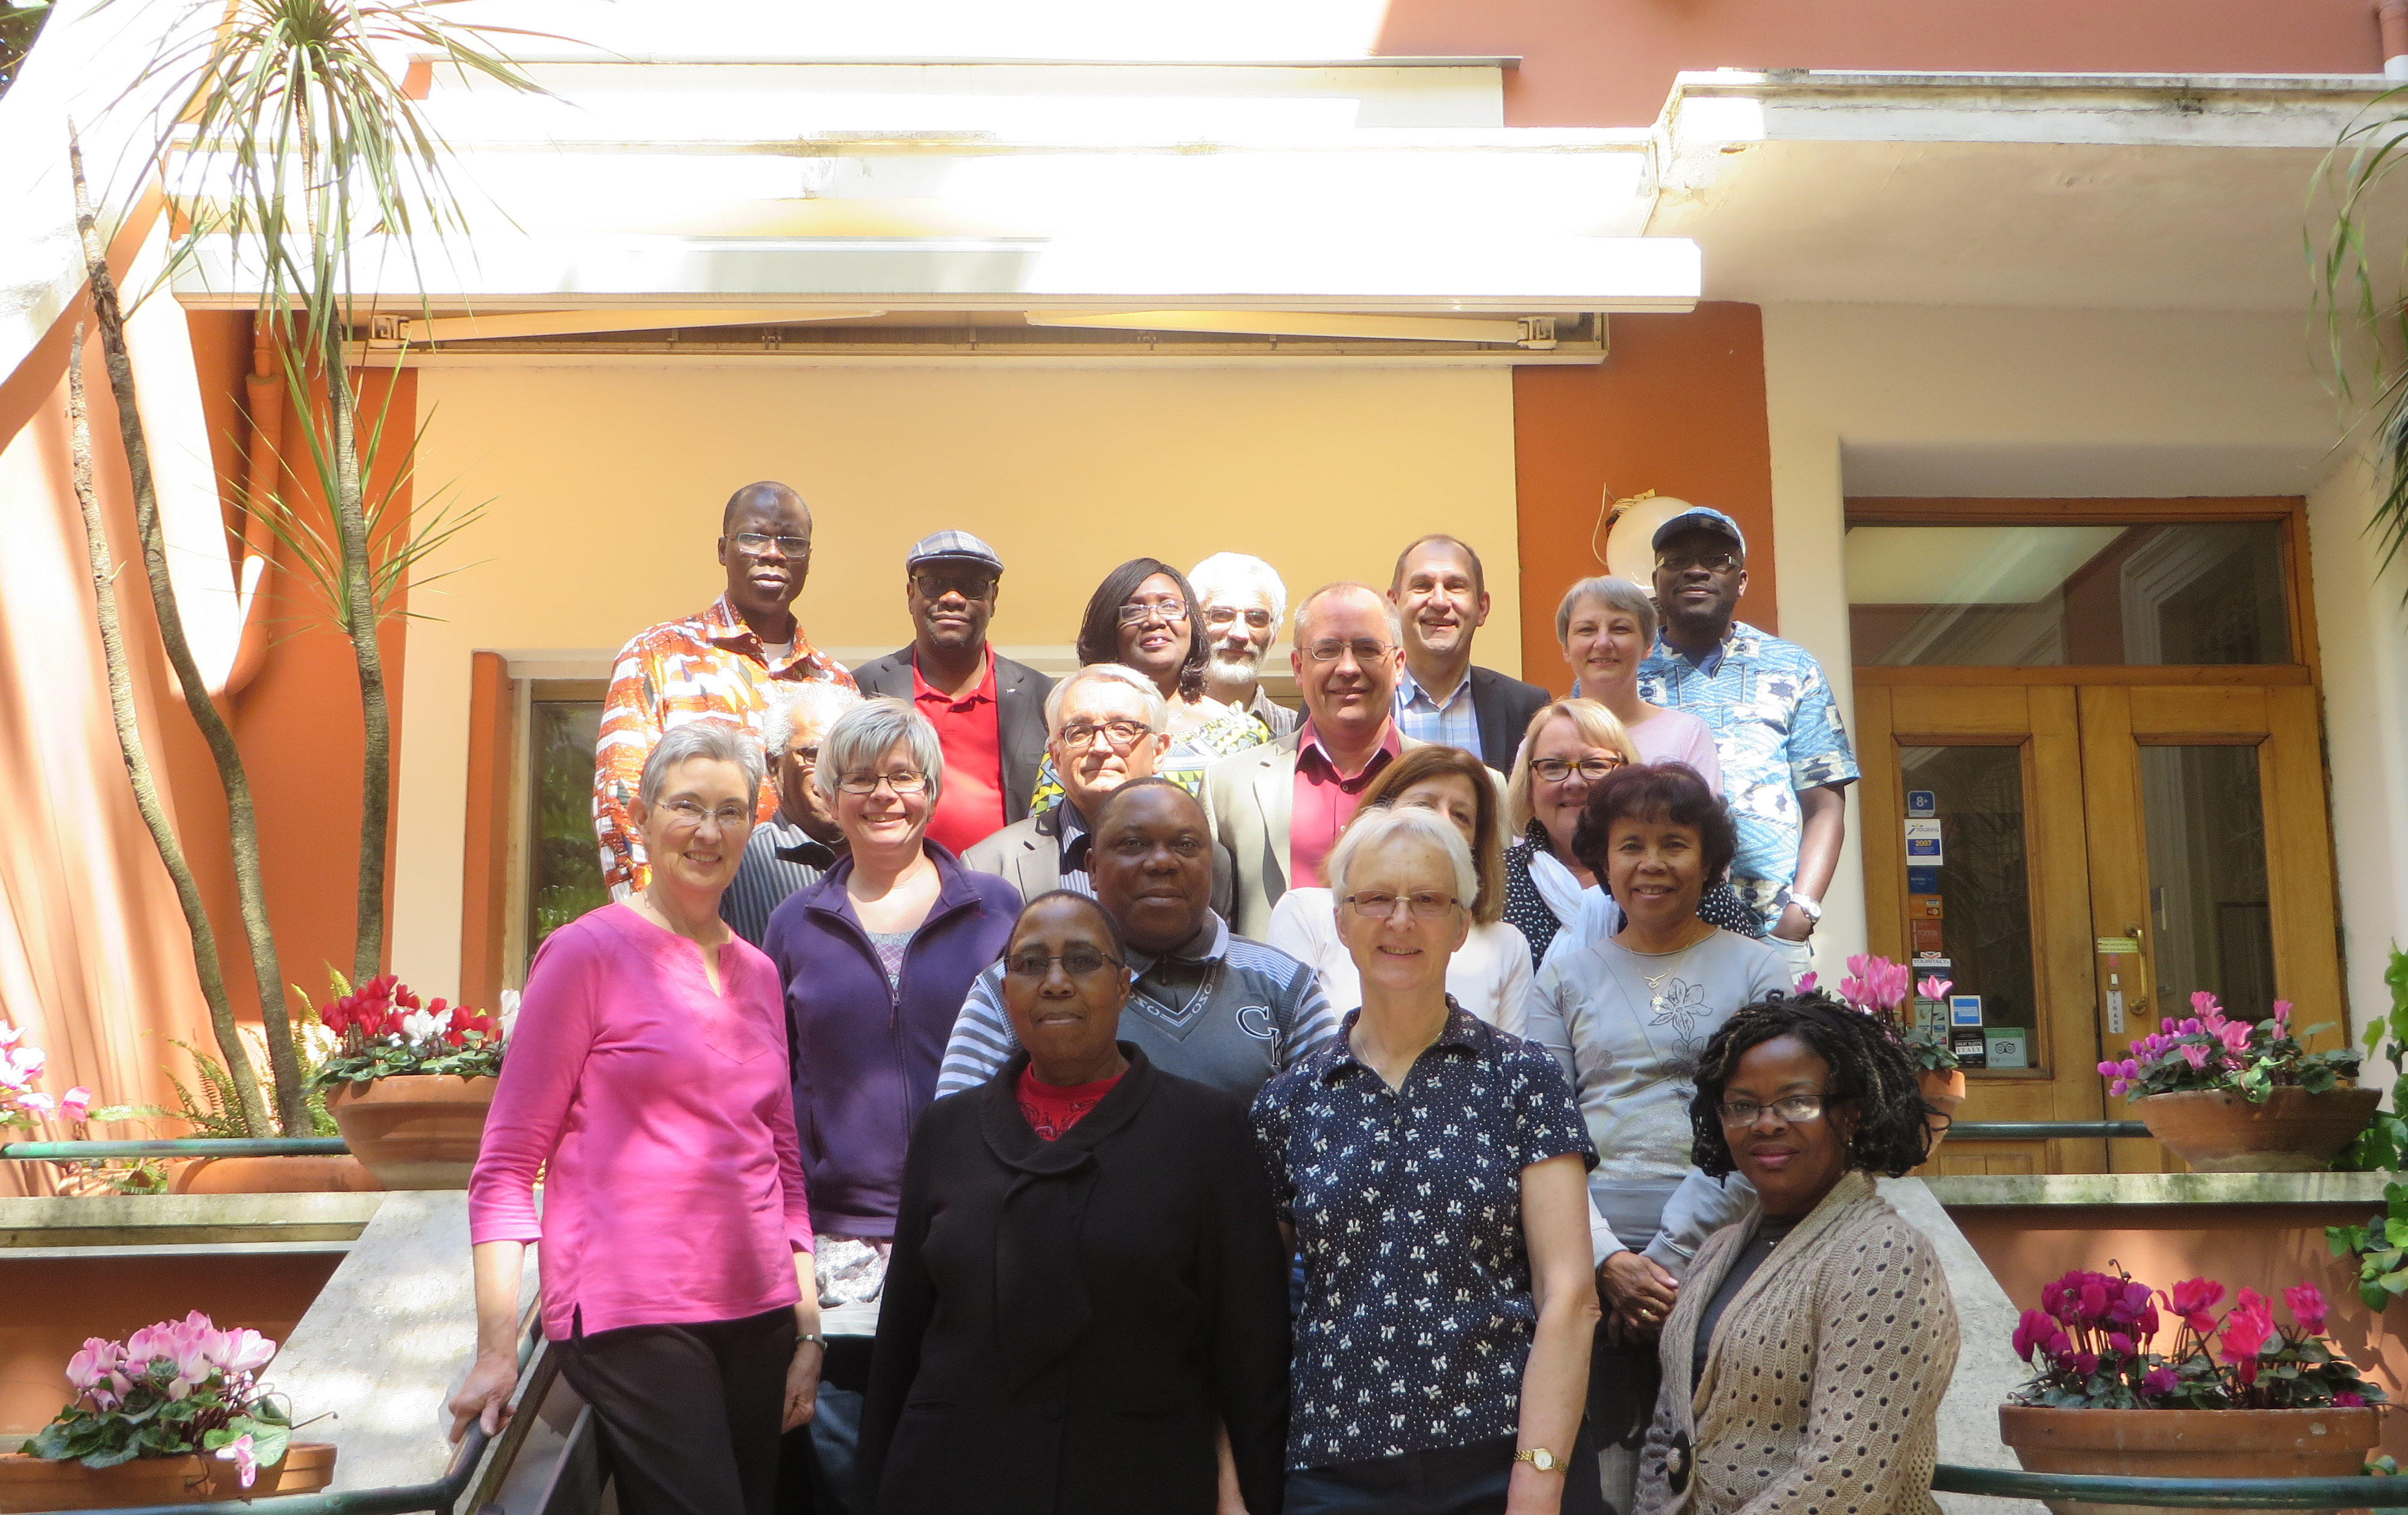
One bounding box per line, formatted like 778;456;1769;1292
852;531;1054;858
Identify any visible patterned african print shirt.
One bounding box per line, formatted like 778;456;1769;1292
1252;1002;1596;1469
592;595;854;896
1637;621;1857;927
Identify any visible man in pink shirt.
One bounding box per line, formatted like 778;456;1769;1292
1202;582;1418;938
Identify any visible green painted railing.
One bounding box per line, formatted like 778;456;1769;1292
1932;1462;2407;1508
1946;1120;2151;1141
1;1138;349;1160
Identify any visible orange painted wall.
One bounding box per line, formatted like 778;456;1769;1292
1513;304;1776;693
1376;0;2383;128
1954;1203;2408;1465
0;1253;338;1434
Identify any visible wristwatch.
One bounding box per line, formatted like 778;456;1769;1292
1513;1447;1565;1473
1781;889;1823;925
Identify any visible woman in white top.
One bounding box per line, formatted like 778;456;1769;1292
1266;743;1534;1033
1560;575;1721;790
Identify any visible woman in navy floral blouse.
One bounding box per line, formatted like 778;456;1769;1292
1253;805;1604;1515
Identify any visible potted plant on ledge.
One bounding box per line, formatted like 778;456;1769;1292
312;974;503;1190
1;1313;335;1509
2000;1265;2385;1515
2100;993;2374;1171
1825;955;1966;1149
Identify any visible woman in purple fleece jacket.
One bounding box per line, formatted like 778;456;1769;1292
761;697;1020;1481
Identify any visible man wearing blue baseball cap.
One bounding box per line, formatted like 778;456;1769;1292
1637;507;1857;981
852;531;1054;856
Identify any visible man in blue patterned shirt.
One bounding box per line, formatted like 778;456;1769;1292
1637;507;1855;981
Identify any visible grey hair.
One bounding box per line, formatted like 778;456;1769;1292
1187;552;1289;630
760;681;861;758
1044;662;1170;736
1293;581;1403;647
1557;575;1657;648
1325;804;1477;914
638;718;766;812
814;696;946;805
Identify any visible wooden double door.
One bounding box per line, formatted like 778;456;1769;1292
1855;680;2343;1175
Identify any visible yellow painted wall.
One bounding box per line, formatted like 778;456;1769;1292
394;362;1521;992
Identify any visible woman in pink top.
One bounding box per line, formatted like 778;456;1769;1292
1559;576;1722;790
451;720;822;1515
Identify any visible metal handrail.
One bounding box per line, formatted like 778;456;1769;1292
1932;1462;2406;1508
2;1138;350;1160
1946;1120;2152;1141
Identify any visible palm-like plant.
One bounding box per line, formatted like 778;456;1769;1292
2314;98;2408;596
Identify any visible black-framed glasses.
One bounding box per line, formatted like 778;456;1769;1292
1301;637;1392;664
1344;890;1461;921
836;770;928;796
660;798;753;829
1005;947;1126;980
1529;757;1622;783
1657;550;1740;575
1058;719;1151;751
730;531;811;558
1117;598;1189;625
912;571;998;601
781;745;820;770
1718;1093;1826;1127
1205;606;1274;631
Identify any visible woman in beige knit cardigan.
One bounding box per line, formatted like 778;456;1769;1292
1635;993;1959;1515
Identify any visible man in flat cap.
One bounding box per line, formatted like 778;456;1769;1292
852;531;1054;857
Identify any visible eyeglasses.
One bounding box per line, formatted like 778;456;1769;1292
1717;1093;1826;1127
1058;719;1152;751
1301;637;1393;664
836;770;928;796
1117;598;1189;626
1530;757;1623;783
660;798;753;829
1005;947;1126;980
1205;606;1274;631
780;745;819;770
1108;832;1208;860
1657;550;1740;575
912;571;998;601
730;531;811;558
1343;890;1462;921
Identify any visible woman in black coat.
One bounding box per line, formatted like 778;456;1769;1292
855;890;1291;1515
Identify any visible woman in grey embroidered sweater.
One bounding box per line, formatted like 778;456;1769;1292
1526;764;1789;1515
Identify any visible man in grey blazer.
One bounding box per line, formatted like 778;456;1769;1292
1202;582;1421;938
850;531;1053;857
963;663;1234;916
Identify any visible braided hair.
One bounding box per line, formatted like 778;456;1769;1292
1687;990;1935;1180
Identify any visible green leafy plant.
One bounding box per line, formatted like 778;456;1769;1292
2098;991;2357;1103
308;974;501;1090
2328;946;2408;1305
22;1314;296;1483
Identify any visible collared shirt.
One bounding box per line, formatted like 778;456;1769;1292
1251;1002;1597;1469
1289;720;1403;890
718;816;839;950
1247;685;1302;739
1393;666;1482;760
913;648;1005;857
1637;621;1858;925
1052;799;1096;894
593;594;854;895
934;911;1339;1105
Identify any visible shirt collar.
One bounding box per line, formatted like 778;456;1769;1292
699;593;823;672
1397;666;1472;711
1297;719;1403;779
1125;910;1229;974
1055;799;1093;870
911;646;997;707
1318;999;1486;1085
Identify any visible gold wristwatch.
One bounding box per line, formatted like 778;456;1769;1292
1514;1446;1565;1473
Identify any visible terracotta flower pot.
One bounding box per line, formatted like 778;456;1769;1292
169;1154;382;1195
1998;1404;2379;1515
2133;1085;2382;1173
1921;1068;1969;1154
0;1441;335;1510
324;1073;497;1190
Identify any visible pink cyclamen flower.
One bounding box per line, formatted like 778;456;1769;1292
2214;1019;2253;1055
2285;1283;2328;1337
65;1337;117;1393
216;1434;258;1490
2221;1289;2276;1383
2143;1365;2180;1397
214;1327;275;1375
1795;971;1817;994
58;1086;90;1121
2179;1044;2211;1070
2339;1391;2367;1407
1919;975;1953;1003
2271;1000;2292;1028
2166;1278;2226;1334
2191;990;2221;1018
17;1091;53;1112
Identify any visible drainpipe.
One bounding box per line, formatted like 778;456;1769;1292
2382;0;2408;81
219;312;281;698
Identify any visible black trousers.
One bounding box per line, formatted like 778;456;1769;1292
1284;1428;1606;1515
1587;1329;1662;1515
777;1336;873;1513
556;1306;797;1515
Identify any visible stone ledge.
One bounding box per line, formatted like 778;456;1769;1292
1925;1171;2392;1208
0;1191;388;1248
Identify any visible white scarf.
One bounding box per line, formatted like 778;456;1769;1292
1527;838;1626;970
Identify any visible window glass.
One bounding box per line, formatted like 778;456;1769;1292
1847;522;2289;666
528;700;607;951
2138;744;2276;1023
1896;744;2039;1068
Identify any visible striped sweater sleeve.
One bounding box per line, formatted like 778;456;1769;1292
933;964;1018;1098
1279;962;1340;1069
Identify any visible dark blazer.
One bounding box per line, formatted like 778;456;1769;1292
961;802;1237;921
857;1046;1290;1515
853;646;1055;826
1470;664;1553;775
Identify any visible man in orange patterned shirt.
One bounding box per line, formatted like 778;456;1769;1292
592;482;856;895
